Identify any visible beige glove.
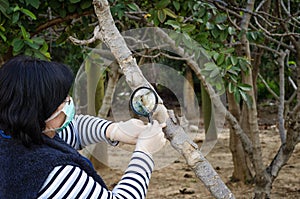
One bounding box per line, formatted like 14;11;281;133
106;118;149;144
135;120;166;155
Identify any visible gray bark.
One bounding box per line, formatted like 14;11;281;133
278;52;286;144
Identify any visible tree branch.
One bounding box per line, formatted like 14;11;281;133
69;25;102;45
258;73;280;100
33;10;94;36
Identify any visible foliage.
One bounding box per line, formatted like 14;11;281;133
1;0;297;105
143;0;253;105
0;0;94;63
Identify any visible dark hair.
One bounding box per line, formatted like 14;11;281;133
0;55;74;146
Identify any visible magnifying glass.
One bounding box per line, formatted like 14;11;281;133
129;87;158;124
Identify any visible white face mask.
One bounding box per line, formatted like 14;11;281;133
44;97;75;132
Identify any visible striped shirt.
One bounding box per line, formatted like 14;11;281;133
37;114;154;199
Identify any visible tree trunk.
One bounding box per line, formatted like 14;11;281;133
184;67;197;121
227;92;252;182
238;1;268;198
200;83;218;156
98;61;120;118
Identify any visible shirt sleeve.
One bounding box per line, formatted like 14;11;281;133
58;114;118;150
37;151;154;199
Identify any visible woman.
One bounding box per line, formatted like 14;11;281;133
0;55;166;199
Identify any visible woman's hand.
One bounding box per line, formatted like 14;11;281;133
135;120;166;155
106;118;149;144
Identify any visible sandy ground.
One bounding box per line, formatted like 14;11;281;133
98;126;300;199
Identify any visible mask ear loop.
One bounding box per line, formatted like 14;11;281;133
45;109;63;122
45;98;70;122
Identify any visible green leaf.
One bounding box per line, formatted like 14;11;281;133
24;48;33;56
210;68;220;78
228;82;234;93
168;31;179;40
250;32;257;40
173;1;180;11
221;47;235;54
176;16;184;22
40;42;49;53
211;29;219;38
0;0;10;18
165;20;180;29
239;90;251;107
216;82;224;92
12;12;20;24
34;51;47;60
20;8;37;20
219;30;228;41
216;24;226;30
245;93;253;108
234;89;241;103
32;37;44;45
216;53;225;65
182;33;194;47
215;13;227;23
229;74;238;83
230;56;238;65
206;22;214;30
204;62;217;70
181;24;195;32
70;0;81;3
197;7;206;18
228;27;235;35
19;25;29;39
238;83;252;91
0;31;6;41
174;34;182;46
25;40;39;49
25;0;40;9
195;32;209;43
68;4;77;13
163;8;177;18
13;5;20;12
157;10;166;23
127;3;139;11
156;0;170;9
80;1;92;9
228;68;238;76
12;38;24;52
0;25;4;32
213;52;219;61
288;61;296;66
239;58;250;71
43;52;51;60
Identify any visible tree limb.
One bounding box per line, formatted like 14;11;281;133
33;10;94;36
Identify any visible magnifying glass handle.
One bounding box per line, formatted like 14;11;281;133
148;113;154;124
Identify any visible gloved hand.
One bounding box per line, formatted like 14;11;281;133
106;118;149;144
135;120;166;155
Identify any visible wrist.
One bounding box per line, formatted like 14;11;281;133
106;122;118;141
134;149;153;159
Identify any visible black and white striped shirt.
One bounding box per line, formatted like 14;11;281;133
38;114;154;199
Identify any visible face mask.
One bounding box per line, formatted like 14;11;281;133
45;97;75;132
